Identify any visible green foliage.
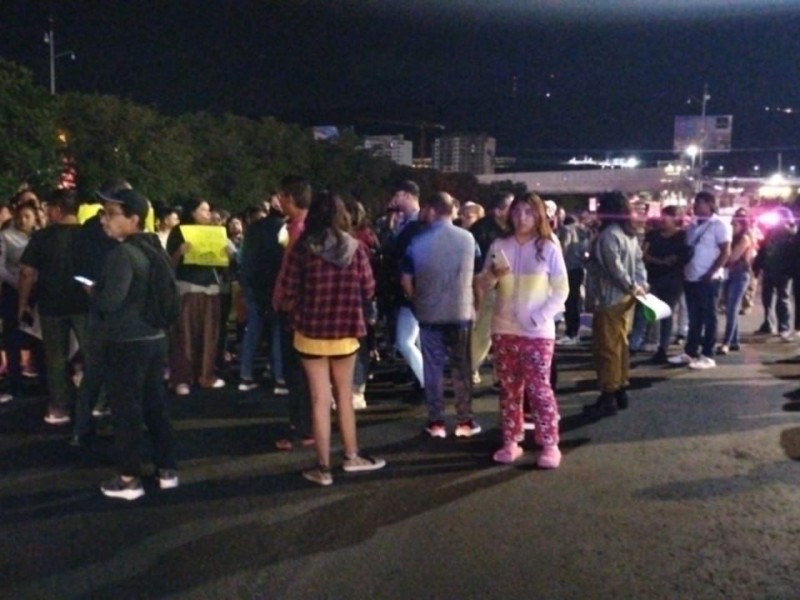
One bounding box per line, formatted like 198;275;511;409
1;57;515;216
0;59;59;198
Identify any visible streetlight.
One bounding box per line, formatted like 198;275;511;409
44;17;75;95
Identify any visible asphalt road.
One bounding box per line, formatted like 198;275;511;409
2;310;800;600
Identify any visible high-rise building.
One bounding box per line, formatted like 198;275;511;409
432;134;496;175
363;135;413;167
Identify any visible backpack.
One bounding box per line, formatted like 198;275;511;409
126;235;180;329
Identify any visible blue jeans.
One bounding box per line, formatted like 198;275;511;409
684;279;722;359
630;276;683;352
420;322;472;423
395;306;424;387
723;270;750;347
239;288;265;382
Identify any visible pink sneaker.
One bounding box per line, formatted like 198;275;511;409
493;443;523;464
537;445;562;469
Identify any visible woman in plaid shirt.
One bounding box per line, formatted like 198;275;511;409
283;191;387;486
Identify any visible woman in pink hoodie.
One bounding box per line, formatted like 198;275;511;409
476;193;569;467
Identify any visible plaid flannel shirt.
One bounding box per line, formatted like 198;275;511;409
283;237;375;340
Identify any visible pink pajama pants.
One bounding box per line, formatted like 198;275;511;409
493;334;560;446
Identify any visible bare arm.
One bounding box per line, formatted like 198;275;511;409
400;273;414;302
17;265;37;319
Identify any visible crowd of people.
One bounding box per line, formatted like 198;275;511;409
4;175;794;499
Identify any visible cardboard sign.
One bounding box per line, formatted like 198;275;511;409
181;225;229;267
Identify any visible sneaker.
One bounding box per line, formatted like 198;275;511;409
424;421;447;439
651;348;668;364
556;335;578;346
100;475;145;501
342;454;387;473
157;469;179;490
238;380;259;392
673;335;686;346
0;393;12;404
688;355;716;370
667;353;693;366
92;405;111;417
755;324;773;335
716;344;729;356
454;420;482;438
471;371;482;385
781;330;797;342
273;385;289;396
537;445;562;469
208;378;226;389
493;443;523;464
21;368;39;379
174;383;191;396
44;412;70;425
352;392;367;410
302;465;333;486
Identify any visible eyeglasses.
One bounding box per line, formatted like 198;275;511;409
98;208;125;218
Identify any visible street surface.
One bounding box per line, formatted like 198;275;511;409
2;309;800;599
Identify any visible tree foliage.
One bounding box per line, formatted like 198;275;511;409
0;59;59;198
1;58;521;215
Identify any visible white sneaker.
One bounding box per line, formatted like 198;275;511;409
780;330;797;342
352;392;367;410
174;384;191;396
0;393;13;404
238;380;259;392
688;355;716;370
209;378;226;389
556;335;578;346
667;353;693;365
471;371;482;385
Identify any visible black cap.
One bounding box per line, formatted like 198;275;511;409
97;188;149;223
393;180;419;197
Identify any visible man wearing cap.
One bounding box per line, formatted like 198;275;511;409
91;188;177;500
19;189;90;426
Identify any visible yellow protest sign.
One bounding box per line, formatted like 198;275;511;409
181;225;229;267
78;203;102;224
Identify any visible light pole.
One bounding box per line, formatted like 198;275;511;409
44;17;75;95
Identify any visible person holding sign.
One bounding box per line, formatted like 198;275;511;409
166;198;228;395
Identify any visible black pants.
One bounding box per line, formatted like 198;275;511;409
107;338;176;477
279;313;312;438
564;268;585;338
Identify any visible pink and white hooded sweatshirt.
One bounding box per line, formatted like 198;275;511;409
480;235;569;340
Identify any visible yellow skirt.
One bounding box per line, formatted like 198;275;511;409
294;332;360;357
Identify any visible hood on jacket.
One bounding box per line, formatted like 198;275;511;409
308;229;358;268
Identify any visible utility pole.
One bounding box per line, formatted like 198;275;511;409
698;83;710;182
44;16;75;95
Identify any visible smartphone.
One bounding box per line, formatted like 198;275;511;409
74;276;95;287
491;249;511;271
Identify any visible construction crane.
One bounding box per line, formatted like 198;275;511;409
356;118;445;160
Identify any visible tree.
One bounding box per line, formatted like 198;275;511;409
0;59;59;197
56;93;200;202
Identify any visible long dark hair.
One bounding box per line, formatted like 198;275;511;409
502;192;553;259
300;191;351;250
596;191;636;236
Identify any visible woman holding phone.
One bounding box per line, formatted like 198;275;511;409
476;193;569;467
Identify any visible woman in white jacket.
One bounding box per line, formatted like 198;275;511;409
476;193;569;467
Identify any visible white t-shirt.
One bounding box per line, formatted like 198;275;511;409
684;214;732;282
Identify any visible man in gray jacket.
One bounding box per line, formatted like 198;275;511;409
91;189;178;501
583;191;648;419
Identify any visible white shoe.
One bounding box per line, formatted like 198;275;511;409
238;380;259;392
208;378;226;389
471;371;482;385
352;392;367;410
667;353;693;365
780;330;797;342
174;384;191;396
556;335;578;346
0;393;12;404
688;355;716;370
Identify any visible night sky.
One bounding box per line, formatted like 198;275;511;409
4;1;800;171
